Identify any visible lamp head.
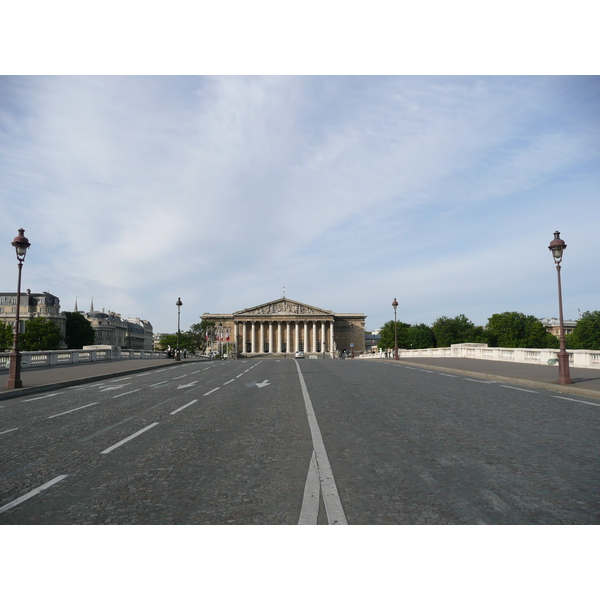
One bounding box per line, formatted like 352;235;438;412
12;228;31;261
176;297;182;308
548;231;567;263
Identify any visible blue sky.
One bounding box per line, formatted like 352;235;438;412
1;75;598;333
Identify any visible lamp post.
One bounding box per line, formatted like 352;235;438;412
6;229;31;389
548;231;572;385
175;297;182;361
392;298;399;360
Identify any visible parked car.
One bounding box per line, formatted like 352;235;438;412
295;351;305;358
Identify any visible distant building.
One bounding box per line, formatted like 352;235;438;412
0;290;66;341
540;317;577;337
365;333;381;353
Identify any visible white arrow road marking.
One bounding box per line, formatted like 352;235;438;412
177;381;198;389
100;384;131;392
256;380;270;388
0;475;69;515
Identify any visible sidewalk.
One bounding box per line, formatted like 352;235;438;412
0;357;207;401
391;356;600;400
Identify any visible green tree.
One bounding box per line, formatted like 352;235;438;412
568;311;600;350
64;312;96;349
485;312;558;348
431;314;479;347
189;320;215;353
407;323;436;349
0;320;13;352
21;318;63;351
377;319;411;351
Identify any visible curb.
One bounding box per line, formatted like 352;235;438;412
387;360;600;401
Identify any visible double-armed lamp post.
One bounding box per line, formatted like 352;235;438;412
6;229;31;389
548;231;572;385
392;297;399;360
175;297;182;361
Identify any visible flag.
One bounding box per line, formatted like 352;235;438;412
226;329;230;342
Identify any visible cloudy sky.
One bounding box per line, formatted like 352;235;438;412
1;75;598;333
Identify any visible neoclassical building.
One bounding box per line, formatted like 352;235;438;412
202;297;366;357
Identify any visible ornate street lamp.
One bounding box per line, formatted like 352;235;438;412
392;298;399;360
6;229;31;389
175;297;182;361
548;231;572;385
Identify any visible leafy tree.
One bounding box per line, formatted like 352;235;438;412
64;311;96;349
485;312;558;348
431;314;480;347
406;323;436;349
377;319;411;351
568;311;600;350
189;320;215;353
0;320;13;352
21;318;63;351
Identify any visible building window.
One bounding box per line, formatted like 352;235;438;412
264;341;269;353
246;342;252;353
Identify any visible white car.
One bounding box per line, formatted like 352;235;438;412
295;351;305;358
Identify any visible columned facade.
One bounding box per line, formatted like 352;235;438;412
201;297;366;358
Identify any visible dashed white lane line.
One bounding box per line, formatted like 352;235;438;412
48;402;99;419
149;381;167;387
223;379;235;385
113;389;142;398
552;396;600;407
204;388;220;396
465;378;494;384
0;427;19;435
0;474;69;515
21;392;65;403
170;399;199;415
100;423;159;454
438;373;458;378
500;385;539;394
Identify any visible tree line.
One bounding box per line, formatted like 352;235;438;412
376;311;600;351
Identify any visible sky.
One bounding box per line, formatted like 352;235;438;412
1;75;599;333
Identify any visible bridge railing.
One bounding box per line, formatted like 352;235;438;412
359;343;600;369
0;348;169;369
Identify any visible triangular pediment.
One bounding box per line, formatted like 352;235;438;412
234;298;334;317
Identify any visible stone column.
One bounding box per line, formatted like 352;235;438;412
268;322;273;353
304;321;308;352
286;322;290;353
251;321;255;354
312;321;317;353
321;321;326;352
259;321;264;354
277;322;281;352
295;321;299;352
330;321;334;353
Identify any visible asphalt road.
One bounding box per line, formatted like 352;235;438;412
1;357;599;524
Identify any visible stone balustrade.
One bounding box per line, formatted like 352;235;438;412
359;343;600;369
0;347;169;369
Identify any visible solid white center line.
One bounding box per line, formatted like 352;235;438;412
0;475;68;515
100;423;159;455
501;385;539;393
170;399;199;414
298;451;320;525
113;389;142;398
48;403;99;419
204;388;220;396
295;360;347;525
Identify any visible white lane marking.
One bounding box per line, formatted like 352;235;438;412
298;451;320;525
100;423;159;455
204;388;220;396
223;379;235;385
438;373;458;378
135;372;154;377
405;367;417;370
100;384;131;392
0;427;19;435
21;392;65;403
203;368;211;371
173;375;187;380
177;381;197;389
112;377;132;382
170;399;199;415
420;369;434;373
0;475;69;515
500;385;539;394
295;360;347;525
465;378;494;384
48;402;99;419
552;396;600;407
113;389;142;398
149;381;167;387
236;374;243;378
190;370;201;374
